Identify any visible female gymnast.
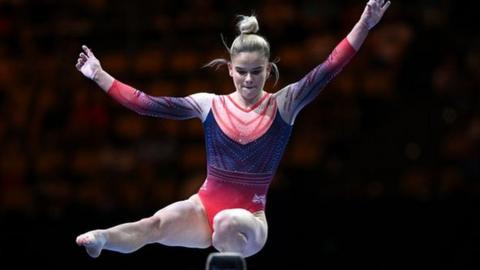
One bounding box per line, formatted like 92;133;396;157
75;0;390;258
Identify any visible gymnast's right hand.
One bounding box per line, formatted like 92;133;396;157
76;45;102;80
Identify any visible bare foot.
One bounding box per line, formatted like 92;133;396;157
76;230;106;258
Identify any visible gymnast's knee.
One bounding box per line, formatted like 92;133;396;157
211;210;249;254
141;215;164;241
212;232;248;255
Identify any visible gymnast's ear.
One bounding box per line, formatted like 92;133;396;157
228;62;234;77
267;62;272;77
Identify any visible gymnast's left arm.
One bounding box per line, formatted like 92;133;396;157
276;0;390;124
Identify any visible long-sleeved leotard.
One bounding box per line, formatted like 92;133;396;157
107;38;356;228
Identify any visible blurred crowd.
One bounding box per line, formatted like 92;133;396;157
0;0;479;220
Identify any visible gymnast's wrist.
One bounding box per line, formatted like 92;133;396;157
92;68;105;83
357;19;371;31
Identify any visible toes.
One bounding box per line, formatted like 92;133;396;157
76;233;93;245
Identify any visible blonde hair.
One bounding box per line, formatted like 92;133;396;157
205;15;279;86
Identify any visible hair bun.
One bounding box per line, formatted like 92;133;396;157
237;15;259;34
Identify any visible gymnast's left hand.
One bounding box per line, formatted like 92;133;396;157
76;45;102;80
359;0;391;30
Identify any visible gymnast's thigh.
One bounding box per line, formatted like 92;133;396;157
153;194;212;248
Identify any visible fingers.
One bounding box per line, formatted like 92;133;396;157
75;61;82;70
370;0;385;6
82;45;94;57
76;45;94;70
76;52;87;70
367;0;390;14
382;1;391;11
76;57;86;70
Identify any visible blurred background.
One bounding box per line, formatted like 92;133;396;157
1;0;479;269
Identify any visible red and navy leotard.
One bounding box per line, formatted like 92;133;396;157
106;38;356;227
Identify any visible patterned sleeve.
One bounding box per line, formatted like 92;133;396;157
107;80;213;121
276;38;357;124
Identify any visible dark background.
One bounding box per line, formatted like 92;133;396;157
1;0;479;269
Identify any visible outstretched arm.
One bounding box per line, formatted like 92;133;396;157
276;0;391;124
75;46;213;121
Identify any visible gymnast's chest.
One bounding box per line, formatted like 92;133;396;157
209;95;277;145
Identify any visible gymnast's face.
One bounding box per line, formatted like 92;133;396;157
228;51;271;102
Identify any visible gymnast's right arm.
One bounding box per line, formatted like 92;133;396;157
75;45;212;121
